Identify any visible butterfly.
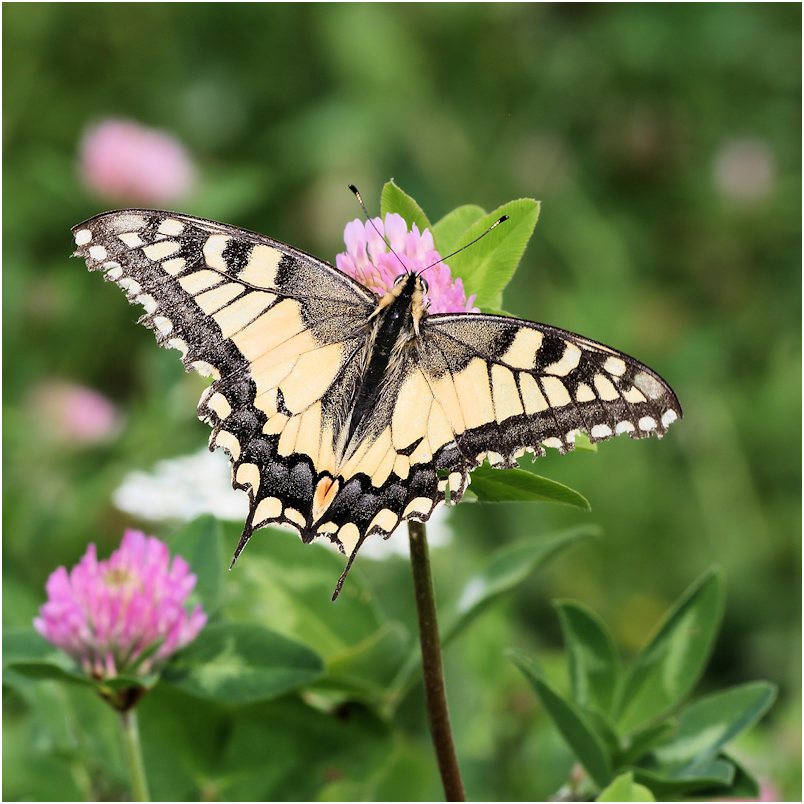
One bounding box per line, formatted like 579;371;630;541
73;207;681;598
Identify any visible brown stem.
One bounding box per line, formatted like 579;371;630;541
408;520;467;802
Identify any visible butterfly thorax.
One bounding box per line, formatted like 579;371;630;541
345;273;426;445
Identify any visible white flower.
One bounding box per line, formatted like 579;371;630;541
113;449;247;523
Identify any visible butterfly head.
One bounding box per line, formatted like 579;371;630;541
373;272;429;335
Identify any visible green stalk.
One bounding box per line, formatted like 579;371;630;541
408;520;467;802
118;709;151;801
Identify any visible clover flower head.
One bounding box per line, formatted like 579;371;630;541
34;530;206;679
335;213;479;314
29;379;121;445
80;119;196;205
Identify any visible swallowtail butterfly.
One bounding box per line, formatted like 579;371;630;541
73;208;681;597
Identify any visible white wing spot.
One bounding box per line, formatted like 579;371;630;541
634;371;664;400
106;266;123;280
638;416;657;432
661;410;678;427
75;229;92;246
119;277;141;295
144;240;182;261
603;356;627;376
191;360;220;379
623;386;647;403
486;450;505;467
119;232;144;248
88;245;108;261
255;496;283;522
207;392;232;420
157;218;185;236
152;316;173;336
615;420;635;434
162;257;187;275
593;373;620;401
591;424;612;439
167;337;189;357
136;294;158;313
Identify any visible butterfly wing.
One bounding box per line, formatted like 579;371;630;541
369;312;683;508
72;210;379;557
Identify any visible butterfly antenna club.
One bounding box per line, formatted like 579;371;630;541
349;183;410;273
422;214;509;274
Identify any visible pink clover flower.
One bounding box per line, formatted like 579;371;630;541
80;119;196;205
336;213;479;314
34;530;206;679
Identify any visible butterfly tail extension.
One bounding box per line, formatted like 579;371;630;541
331;536;366;601
229;504;258;569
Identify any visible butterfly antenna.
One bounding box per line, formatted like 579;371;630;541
349;184;409;273
422;214;509;274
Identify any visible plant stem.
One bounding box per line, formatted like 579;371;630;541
408;520;467;802
118;709;150;802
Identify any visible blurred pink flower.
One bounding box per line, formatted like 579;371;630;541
80;119;196;205
713;138;776;204
34;530;206;680
336;213;479;314
29;380;120;444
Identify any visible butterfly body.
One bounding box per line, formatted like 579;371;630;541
73;209;681;595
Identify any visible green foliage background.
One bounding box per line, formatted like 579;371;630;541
3;4;800;801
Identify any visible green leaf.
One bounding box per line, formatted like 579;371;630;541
555;600;619;716
4;658;95;686
615;567;725;734
170;515;224;617
509;649;612;787
468;464;590;509
651;681;777;770
162;622;324;704
633;757;735;797
326;620;410;699
3;629;55;663
445;526;600;646
715;753;761;799
597;771;656;801
432;204;486;254
447;198;539;307
574;431;598;452
380;180;432;235
3;629;91;687
620;720;679;766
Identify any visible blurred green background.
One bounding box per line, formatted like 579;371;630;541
3;3;800;801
